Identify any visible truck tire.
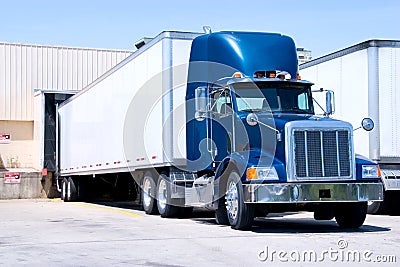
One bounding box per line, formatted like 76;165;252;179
65;177;77;202
156;174;179;218
141;172;158;215
367;201;385;214
225;170;255;230
215;198;230;225
61;178;68;201
335;202;367;229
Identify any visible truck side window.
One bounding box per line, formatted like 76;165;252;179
298;92;309;110
212;90;232;115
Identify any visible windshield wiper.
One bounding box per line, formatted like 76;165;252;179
281;108;313;114
239;108;268;113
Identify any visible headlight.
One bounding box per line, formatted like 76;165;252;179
246;167;279;180
362;165;381;179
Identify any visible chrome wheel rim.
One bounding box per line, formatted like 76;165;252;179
67;180;71;200
142;178;152;208
157;179;167;211
62;180;66;199
226;180;239;222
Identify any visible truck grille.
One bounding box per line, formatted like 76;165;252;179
293;130;351;179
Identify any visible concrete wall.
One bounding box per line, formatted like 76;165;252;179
0;171;42;199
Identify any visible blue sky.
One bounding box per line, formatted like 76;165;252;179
1;0;399;58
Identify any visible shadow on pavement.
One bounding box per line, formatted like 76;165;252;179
81;201;391;233
191;213;391;233
251;217;390;233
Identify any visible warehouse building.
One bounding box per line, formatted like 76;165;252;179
0;41;132;198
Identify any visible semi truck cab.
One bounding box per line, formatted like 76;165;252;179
183;31;384;229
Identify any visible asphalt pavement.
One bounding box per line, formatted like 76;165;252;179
0;199;398;267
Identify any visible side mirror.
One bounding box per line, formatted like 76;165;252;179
361;118;374;131
195;87;208;121
325;90;335;116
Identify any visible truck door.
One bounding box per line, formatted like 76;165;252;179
210;89;234;162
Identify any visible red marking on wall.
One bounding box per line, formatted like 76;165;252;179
4;172;21;184
0;133;11;143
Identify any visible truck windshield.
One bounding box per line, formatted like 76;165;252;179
232;82;314;114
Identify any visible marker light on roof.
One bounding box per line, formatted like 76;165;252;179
233;72;244;78
276;71;291;80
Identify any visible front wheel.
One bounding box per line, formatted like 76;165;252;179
335;202;367;228
215;199;229;225
225;171;254;230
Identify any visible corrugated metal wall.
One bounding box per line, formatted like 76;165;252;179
0;42;133;121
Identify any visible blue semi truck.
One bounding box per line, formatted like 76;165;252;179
57;30;384;230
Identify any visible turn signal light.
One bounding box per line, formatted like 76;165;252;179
246;167;257;180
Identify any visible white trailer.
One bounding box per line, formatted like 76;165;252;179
300;40;400;213
58;32;200;201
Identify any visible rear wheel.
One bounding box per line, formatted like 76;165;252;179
141;172;158;215
335;202;367;228
157;174;179;218
225;171;254;230
65;177;77;202
61;178;68;201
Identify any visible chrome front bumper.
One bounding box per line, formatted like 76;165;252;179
243;182;384;203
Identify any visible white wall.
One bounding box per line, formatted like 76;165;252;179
0;42;132;121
